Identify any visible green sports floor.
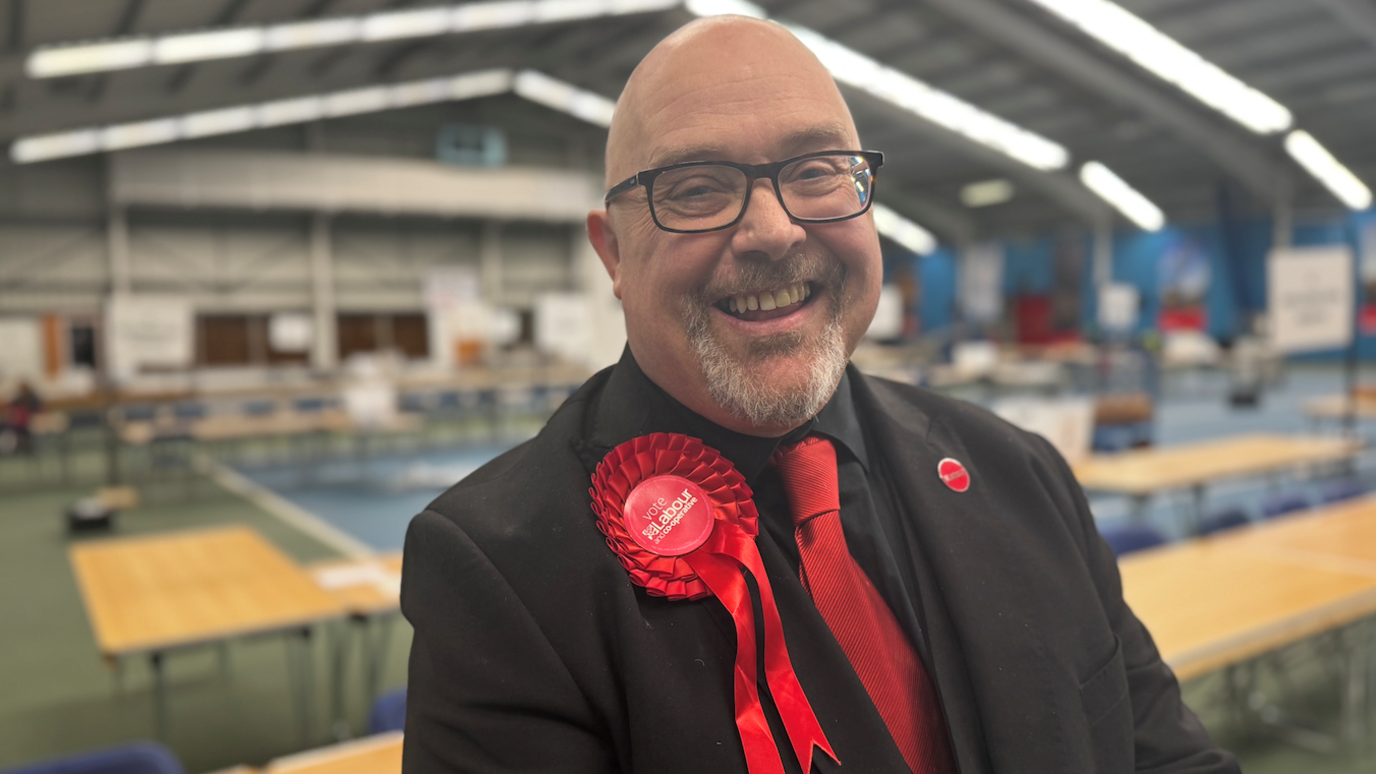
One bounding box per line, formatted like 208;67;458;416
1;473;1373;773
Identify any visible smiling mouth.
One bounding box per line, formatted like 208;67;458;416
714;281;814;321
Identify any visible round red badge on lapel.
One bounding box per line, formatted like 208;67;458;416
623;475;715;556
937;458;970;492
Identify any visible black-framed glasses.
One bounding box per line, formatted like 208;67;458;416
604;150;884;234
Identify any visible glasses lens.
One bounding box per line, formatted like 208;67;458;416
779;154;873;221
650;165;748;231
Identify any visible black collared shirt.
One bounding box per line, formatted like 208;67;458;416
584;349;937;666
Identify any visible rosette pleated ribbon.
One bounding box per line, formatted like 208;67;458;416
590;433;837;774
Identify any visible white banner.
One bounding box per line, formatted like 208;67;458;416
0;317;43;382
960;243;1004;323
269;313;313;352
865;285;905;340
105;295;194;381
1267;245;1354;354
534;292;592;366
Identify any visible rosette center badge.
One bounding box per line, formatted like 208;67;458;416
623;475;714;556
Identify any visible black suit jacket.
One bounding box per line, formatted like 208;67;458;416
402;355;1238;774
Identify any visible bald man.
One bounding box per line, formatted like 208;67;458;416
401;17;1238;774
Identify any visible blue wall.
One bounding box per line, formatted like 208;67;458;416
890;207;1376;357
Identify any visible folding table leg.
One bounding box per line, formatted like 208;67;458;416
286;627;316;747
330;620;351;742
366;614;398;703
150;651;169;741
1342;621;1369;745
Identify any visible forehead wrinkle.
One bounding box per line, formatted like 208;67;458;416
648;124;856;170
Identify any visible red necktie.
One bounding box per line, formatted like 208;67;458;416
773;436;956;774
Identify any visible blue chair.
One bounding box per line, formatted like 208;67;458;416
172;402;206;421
1;742;183;774
369;688;407;734
1321;479;1365;504
1101;524;1167;557
122;404;156;423
1198;507;1250;536
1261;491;1310;520
295;397;327;413
243;399;276;417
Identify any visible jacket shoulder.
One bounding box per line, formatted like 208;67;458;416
856;371;1052;458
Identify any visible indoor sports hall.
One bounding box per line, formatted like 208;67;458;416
2;1;1376;773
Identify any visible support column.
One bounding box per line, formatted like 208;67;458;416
480;221;503;304
107;207;131;296
1273;175;1294;250
1093;219;1113;289
310;213;338;372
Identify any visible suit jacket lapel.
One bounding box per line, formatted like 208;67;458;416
851;374;1071;773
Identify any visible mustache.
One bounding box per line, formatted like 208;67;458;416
689;250;846;305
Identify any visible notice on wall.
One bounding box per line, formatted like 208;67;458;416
0;317;43;383
1267;245;1354;354
269;313;314;353
534;292;592;366
959;243;1003;324
105;295;194;382
424;266;481;310
865;285;905;340
1097;282;1140;333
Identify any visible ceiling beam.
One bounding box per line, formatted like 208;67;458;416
166;0;254;94
6;0;22;53
923;0;1285;203
1310;0;1376;51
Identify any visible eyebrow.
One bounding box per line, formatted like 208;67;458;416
646;124;855;169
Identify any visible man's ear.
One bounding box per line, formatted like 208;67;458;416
587;210;624;300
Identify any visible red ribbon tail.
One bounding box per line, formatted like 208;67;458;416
688;551;785;774
728;533;839;772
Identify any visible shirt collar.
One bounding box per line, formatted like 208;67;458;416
588;347;868;483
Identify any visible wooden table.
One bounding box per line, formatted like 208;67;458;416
1305;395;1376;425
1120;496;1376;744
69;525;344;739
1073;434;1361;530
311;553;403;617
265;732;402;774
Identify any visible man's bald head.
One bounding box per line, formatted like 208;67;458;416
586;15;881;437
605;16;858;187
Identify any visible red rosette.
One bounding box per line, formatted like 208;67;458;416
589;433;836;774
589;432;759;601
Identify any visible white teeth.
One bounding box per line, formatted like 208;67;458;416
725;283;812;316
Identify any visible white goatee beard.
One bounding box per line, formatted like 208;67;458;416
682;273;849;430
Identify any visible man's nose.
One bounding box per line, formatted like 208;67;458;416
730;178;807;260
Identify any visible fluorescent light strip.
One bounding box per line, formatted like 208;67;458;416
1285;130;1373;211
685;0;1069;171
514;69;616;127
25;0;681;78
1079;161;1164;231
10;69;516;163
872;203;939;255
1025;0;1291;135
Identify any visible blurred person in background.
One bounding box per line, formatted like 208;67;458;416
401;15;1237;774
2;380;42;455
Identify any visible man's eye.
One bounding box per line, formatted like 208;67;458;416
786;161;844;183
667;179;732;199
